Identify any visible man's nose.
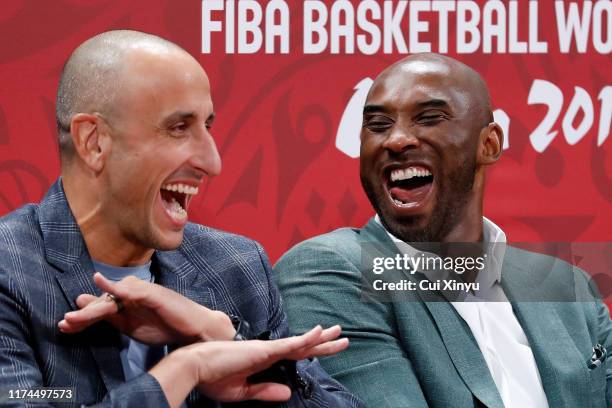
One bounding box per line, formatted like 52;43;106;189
382;127;420;153
191;126;222;176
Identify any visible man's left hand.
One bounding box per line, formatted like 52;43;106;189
58;272;236;344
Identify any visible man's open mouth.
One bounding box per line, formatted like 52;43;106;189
386;165;434;208
160;183;199;222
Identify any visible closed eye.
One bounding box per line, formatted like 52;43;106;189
172;122;188;132
167;122;189;137
363;115;394;133
416;113;447;125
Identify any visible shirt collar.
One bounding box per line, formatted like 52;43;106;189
92;259;153;282
374;214;507;284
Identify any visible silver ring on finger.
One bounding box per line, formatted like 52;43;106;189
105;293;124;312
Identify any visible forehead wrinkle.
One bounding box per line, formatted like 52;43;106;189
161;111;196;124
368;60;484;120
367;53;492;123
367;80;461;117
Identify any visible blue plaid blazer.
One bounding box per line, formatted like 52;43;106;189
0;179;363;408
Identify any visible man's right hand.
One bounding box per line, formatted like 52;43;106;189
150;325;348;408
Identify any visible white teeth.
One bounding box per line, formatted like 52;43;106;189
390;167;432;182
161;183;199;196
168;197;187;220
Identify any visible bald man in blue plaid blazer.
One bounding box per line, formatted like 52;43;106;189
0;179;362;407
0;30;362;408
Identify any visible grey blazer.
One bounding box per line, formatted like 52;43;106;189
275;218;612;408
0;179;363;408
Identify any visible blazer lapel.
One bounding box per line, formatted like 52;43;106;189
418;301;504;408
40;180;124;391
154;247;215;309
362;218;504;408
501;252;590;407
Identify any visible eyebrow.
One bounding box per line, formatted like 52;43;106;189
161;111;196;127
161;111;216;127
363;98;451;116
363;104;390;115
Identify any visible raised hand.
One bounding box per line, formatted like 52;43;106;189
58;272;236;344
151;325;349;407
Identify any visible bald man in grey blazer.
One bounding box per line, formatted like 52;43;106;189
275;54;612;408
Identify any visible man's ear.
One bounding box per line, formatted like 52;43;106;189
477;122;504;165
69;113;110;172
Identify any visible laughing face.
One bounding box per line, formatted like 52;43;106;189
360;55;495;243
98;48;221;252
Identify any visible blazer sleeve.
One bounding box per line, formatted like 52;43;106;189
0;264;170;408
274;241;429;408
86;374;170;408
254;243;365;408
0;269;53;408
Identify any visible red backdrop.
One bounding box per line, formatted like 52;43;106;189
0;0;610;265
